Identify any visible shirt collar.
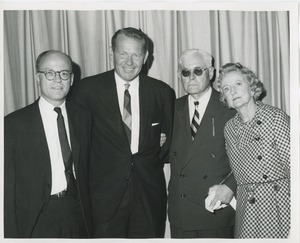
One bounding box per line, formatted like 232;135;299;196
39;95;66;111
188;86;212;104
114;71;139;90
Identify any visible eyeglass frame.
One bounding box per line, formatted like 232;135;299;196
181;67;210;78
37;70;73;81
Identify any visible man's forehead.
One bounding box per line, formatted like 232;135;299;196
182;55;208;68
40;53;71;67
43;52;66;61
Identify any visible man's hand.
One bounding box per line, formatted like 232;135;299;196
208;184;234;208
160;133;167;147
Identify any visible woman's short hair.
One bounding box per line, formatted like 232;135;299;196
217;62;265;105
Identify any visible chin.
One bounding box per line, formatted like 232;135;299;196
187;88;200;94
123;75;136;82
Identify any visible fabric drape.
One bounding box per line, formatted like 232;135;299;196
4;10;289;115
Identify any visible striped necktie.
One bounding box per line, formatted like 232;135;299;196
54;107;77;198
123;83;132;145
191;101;200;140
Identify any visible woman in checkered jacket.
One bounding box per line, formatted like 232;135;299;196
217;62;290;238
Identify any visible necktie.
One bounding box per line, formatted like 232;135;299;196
123;83;132;145
191;101;200;140
54;107;77;198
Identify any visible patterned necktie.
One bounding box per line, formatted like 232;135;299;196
191;101;200;140
54;107;77;198
123;83;132;145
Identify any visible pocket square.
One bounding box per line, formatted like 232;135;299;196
151;122;160;126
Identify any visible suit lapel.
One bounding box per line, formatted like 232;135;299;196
138;76;150;151
32;100;52;167
176;96;193;148
66;103;80;174
30;100;52;202
107;71;131;151
182;89;220;168
107;71;124;121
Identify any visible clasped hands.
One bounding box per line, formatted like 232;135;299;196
205;184;234;213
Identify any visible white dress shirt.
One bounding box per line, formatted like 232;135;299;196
39;96;71;194
188;86;212;125
115;72;140;154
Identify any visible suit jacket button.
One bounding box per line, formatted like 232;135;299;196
258;155;262;160
262;174;268;179
179;174;185;178
255;136;260;141
180;193;186;198
203;175;208;180
210;153;216;158
257;120;262;125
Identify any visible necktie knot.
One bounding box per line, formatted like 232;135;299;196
54;107;62;115
194;101;199;107
125;83;130;90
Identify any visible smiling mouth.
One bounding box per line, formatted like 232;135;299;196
123;67;134;72
52;86;63;90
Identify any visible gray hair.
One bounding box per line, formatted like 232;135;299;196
217;62;265;105
178;49;213;72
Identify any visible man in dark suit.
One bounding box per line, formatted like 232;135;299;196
70;27;175;238
4;50;92;238
168;49;236;238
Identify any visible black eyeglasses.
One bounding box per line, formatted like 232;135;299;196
37;70;72;81
181;67;208;77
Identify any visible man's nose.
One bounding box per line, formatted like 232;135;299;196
189;71;196;80
53;72;62;82
126;56;133;65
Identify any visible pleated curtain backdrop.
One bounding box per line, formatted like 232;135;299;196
4;10;290;116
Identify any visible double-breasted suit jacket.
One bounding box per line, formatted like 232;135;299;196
4;100;92;238
168;88;236;230
70;70;175;236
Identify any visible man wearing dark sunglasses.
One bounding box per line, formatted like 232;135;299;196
4;50;92;238
168;49;236;238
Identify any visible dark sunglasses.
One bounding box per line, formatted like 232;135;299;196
181;67;208;77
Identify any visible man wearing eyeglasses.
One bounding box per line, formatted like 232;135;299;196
168;49;236;238
4;50;92;238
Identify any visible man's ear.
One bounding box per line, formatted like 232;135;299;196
143;51;149;64
70;73;74;86
110;46;114;58
109;46;115;68
209;67;215;80
35;73;41;85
